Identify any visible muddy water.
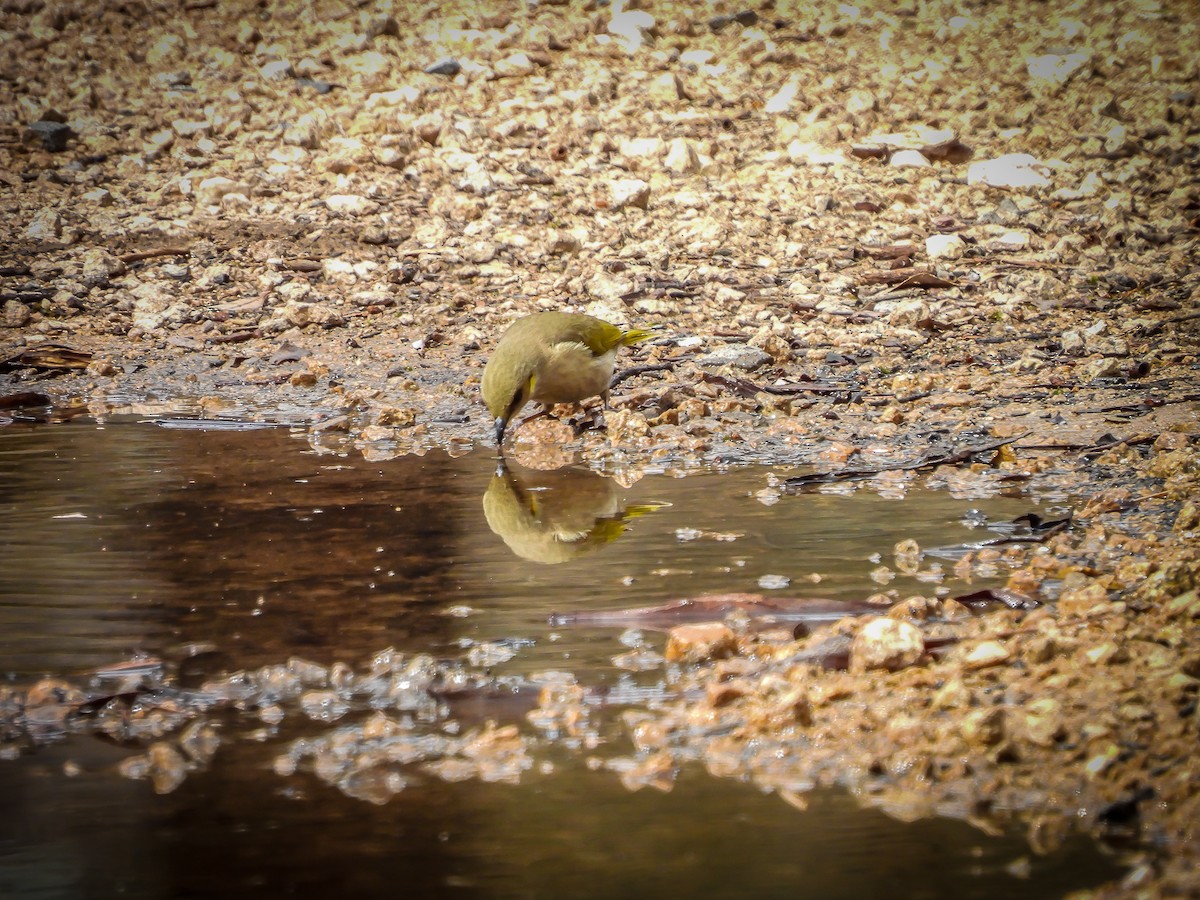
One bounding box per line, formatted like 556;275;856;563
0;416;1121;898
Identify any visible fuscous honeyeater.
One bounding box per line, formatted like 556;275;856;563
481;312;656;445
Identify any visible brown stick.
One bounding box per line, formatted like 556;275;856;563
119;247;189;264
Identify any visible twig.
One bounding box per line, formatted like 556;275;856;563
783;433;1028;489
857;269;958;289
610;361;676;389
119;246;189;264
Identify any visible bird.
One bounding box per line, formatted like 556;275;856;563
481;311;656;445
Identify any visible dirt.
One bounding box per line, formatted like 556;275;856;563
1;0;1198;895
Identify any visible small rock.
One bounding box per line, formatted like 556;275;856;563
425;58;461;77
1058;580;1108;616
260;59;294;80
547;228;585;255
325;194;378;215
890;149;931;169
81;248;127;288
1019;698;1064;746
1085;356;1123;380
926;233;966;259
82;188;114;206
606;409;650;446
619;137;667;165
664;138;702;174
1060;331;1084;354
3;300;31;328
1025;52;1090;92
850;617;924;672
961;707;1006;747
963;640;1011;669
463;241;497;264
697;345;772;372
282;301;345;329
646;72;686;103
300;690;349;722
25;208;63;242
609;178;651;210
25;120;74;152
664;623;737;664
171;119;210;138
992;230;1031;251
194;176;250;207
764;75;802;114
148;742;188;794
887;298;930;327
131;282;189;331
493;52;533;78
967;154;1051;190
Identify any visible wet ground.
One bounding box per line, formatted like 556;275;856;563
1;414;1127;898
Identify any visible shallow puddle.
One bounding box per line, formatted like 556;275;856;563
0;415;1123;897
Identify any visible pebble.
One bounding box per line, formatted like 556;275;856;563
25;208;63;242
963;640;1011;669
609;178;651;210
850;617;924;672
697;345;771;372
194;176;250;207
260;60;294;80
3;300;31;328
664;138;702;175
325;194;378;215
1025;52;1091;92
425;58;461;77
131;282;189;331
967;154;1052;190
493;53;533;78
925;233;966;260
891;149;932;169
25;120;73;152
81;248;127;288
664;623;737;664
960;707;1006;747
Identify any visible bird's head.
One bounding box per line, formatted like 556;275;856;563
482;350;537;445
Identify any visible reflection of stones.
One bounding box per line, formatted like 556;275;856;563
482;462;666;564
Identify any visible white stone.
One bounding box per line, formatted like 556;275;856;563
325;194;378;215
765;74;803;114
194;176;250;206
967;153;1051;190
890;149;931;169
619;137;665;162
1025;52;1090;91
260;59;294;80
610;178;651;210
786;140;844;166
925;233;966;259
365;86;422;109
25;208;62;241
493;52;533;78
664;138;702;174
607;8;655;53
995;230;1031;250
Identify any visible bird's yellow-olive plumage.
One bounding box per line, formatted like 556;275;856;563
482;312;655;444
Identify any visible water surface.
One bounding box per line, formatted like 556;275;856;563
0;416;1122;898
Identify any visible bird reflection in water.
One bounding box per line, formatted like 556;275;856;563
482;462;667;564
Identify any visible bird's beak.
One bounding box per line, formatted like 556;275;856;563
493;416;507;446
